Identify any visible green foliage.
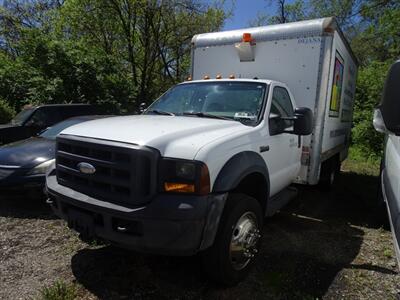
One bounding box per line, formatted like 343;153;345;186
39;280;77;300
0;0;226;113
0;98;15;124
352;61;389;156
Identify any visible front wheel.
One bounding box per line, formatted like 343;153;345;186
201;193;263;286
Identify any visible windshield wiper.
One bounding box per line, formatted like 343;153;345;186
182;112;231;120
147;110;175;116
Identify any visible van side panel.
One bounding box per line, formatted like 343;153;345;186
321;31;357;160
300;34;334;184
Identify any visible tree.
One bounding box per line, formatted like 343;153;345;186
249;0;306;26
0;0;227;113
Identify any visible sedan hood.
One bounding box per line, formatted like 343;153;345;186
61;115;249;159
0;137;55;168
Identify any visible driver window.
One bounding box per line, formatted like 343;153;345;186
269;86;294;135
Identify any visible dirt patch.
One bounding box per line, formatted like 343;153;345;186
0;166;399;299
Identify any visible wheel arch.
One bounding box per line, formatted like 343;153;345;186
212;151;270;213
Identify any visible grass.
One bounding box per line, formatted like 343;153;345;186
383;248;393;259
38;280;77;300
342;146;381;176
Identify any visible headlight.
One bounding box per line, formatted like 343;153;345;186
27;159;55;175
159;159;210;195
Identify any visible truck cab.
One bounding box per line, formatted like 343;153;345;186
373;60;400;267
46;78;312;285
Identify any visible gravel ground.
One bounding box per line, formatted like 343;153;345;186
0;165;399;299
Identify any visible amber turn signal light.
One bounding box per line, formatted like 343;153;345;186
164;182;195;193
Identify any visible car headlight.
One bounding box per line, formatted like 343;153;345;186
159;159;210;195
27;159;55;175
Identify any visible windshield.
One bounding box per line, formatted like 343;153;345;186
10;108;35;125
146;82;267;124
40;118;90;140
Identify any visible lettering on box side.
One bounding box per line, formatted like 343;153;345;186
297;37;321;44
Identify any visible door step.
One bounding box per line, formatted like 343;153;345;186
266;186;298;217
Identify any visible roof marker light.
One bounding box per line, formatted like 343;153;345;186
186;76;192;81
203;75;210;80
216;74;222;79
229;74;235;79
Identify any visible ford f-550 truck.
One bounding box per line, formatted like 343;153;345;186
46;17;358;285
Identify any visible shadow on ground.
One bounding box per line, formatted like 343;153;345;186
69;171;391;299
0;191;55;220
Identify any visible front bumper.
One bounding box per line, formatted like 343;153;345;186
46;174;227;256
0;170;45;191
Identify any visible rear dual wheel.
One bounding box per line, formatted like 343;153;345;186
319;156;341;190
201;193;263;286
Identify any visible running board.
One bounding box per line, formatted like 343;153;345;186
266;186;298;217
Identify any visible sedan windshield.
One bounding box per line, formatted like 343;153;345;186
40;118;89;140
146;82;267;125
10;108;35;125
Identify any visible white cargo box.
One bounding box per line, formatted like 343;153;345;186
191;17;358;185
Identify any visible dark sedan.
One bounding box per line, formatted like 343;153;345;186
0;104;99;145
0;115;108;193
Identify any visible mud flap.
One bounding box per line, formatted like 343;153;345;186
67;209;95;240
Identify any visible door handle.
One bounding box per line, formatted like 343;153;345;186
260;145;270;152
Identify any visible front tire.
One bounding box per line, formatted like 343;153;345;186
201;193;263;286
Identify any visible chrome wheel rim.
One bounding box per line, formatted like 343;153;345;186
229;211;261;270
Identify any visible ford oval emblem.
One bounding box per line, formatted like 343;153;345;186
77;162;96;175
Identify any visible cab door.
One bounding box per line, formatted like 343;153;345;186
262;84;301;196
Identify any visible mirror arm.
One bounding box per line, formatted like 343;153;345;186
280;116;296;121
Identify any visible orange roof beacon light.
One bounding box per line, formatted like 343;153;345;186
229;74;235;79
216;74;222;79
236;33;256;62
203;75;210;80
242;32;253;43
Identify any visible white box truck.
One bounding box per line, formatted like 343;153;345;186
191;17;358;187
46;17;358;285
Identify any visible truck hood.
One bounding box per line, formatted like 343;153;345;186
61;115;249;159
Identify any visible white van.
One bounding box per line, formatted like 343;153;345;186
373;60;400;267
46;17;358;285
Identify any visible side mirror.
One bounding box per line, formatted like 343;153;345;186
292;107;313;135
374;60;400;135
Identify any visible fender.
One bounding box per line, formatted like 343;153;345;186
212;151;270;197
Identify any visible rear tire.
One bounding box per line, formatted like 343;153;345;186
201;193;263;286
319;156;340;191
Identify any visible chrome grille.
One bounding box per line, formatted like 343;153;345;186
55;136;159;207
